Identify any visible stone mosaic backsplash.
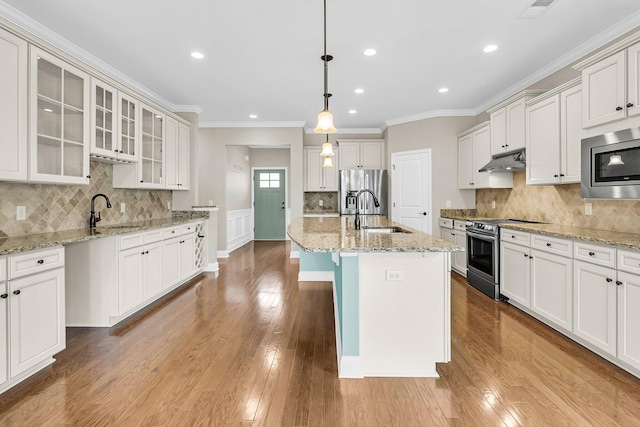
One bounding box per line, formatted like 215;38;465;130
476;171;640;234
304;191;339;214
0;161;171;238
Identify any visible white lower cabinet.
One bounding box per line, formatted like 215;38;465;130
1;247;65;394
500;241;531;307
573;260;617;356
530;249;573;332
66;222;203;327
617;271;640;371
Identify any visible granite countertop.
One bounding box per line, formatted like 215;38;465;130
288;216;463;253
0;215;206;256
500;223;640;251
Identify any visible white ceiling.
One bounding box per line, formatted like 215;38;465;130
2;0;640;132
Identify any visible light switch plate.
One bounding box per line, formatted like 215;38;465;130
386;270;404;281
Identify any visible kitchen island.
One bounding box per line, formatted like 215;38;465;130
288;216;463;378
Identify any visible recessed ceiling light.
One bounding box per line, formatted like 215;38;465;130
348;110;357;114
354;88;364;94
364;49;376;56
483;45;498;53
191;51;204;59
249;114;258;119
438;88;449;93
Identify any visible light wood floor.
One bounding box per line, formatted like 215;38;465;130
2;241;640;426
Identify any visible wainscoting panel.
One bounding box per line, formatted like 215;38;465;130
227;208;253;253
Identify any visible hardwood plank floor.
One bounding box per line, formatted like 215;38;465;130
2;240;640;426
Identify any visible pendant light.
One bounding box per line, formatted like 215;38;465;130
322;156;334;168
607;153;624;166
313;0;337;134
320;134;335;157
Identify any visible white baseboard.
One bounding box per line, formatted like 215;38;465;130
339;356;364;378
204;262;219;272
298;271;334;282
217;250;230;258
362;369;440;378
290;250;300;259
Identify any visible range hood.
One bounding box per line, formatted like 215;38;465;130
478;148;526;173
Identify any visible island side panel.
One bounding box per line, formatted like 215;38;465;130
335;253;362;378
359;252;451;377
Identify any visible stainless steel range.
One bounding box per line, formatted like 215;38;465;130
466;219;535;301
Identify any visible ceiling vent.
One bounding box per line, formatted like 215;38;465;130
518;0;557;18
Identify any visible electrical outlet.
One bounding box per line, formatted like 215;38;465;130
385;270;404;281
167;201;172;210
16;206;26;221
492;200;496;209
319;199;324;207
120;203;126;213
585;203;592;216
445;200;451;208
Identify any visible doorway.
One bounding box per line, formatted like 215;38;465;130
391;149;432;234
253;168;287;240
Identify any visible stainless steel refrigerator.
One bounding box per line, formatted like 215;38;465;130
339;170;388;216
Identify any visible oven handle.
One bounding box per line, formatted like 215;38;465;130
466;229;498;243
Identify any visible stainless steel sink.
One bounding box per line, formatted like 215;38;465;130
361;226;411;234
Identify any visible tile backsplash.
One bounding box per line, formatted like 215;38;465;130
476;171;640;234
304;192;339;214
0;162;171;238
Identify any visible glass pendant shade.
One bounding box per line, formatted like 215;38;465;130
320;141;335;157
608;154;624;165
314;109;337;133
322;156;333;168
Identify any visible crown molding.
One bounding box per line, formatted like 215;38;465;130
303;127;383;135
199;121;306;128
172;105;204;114
384;109;477;128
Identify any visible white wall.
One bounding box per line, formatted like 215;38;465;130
226;146;252;211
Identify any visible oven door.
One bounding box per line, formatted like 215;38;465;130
466;229;498;284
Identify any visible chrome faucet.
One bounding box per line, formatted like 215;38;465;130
89;193;112;228
354;189;380;230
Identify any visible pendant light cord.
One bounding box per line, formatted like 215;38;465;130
323;0;329;110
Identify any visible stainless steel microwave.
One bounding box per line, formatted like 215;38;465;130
581;127;640;199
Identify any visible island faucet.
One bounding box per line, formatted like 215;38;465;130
354;189;380;230
89;193;112;228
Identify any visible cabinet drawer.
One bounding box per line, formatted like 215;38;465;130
163;227;180;239
500;229;530;246
180;224;196;235
574;242;616;268
618;249;640;275
0;256;6;281
438;218;453;229
530;234;572;257
9;246;65;280
454;220;468;231
143;230;163;244
119;232;144;250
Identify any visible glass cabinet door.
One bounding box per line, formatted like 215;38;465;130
90;78;116;158
138;104;164;187
118;93;138;162
30;47;89;184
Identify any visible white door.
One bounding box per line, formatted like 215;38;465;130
391;150;431;233
500;241;531;307
142;244;162;300
618;271;640;371
530;249;573;332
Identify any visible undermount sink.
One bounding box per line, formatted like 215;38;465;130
103;225;140;229
361;226;411;234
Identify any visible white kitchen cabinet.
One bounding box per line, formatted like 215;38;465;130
180;233;196;280
617;271;640;372
112;103;165;189
526;80;582;185
500;240;531;307
118;246;144;315
573;260;617;356
9;268;65;377
29;47;90;185
530;249;573;332
453;229;467;277
0;256;7;386
0;28;28;182
458;122;512;189
142;244;162;300
3;247;65;388
488;90;546;154
574;35;640;128
90;78;138;163
337;140;384;169
304;147;338;191
165;117;190;190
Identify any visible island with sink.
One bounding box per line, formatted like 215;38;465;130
288;216;463;378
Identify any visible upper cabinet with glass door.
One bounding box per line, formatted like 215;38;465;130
138;104;164;188
90;77;138;163
29;47;90;185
